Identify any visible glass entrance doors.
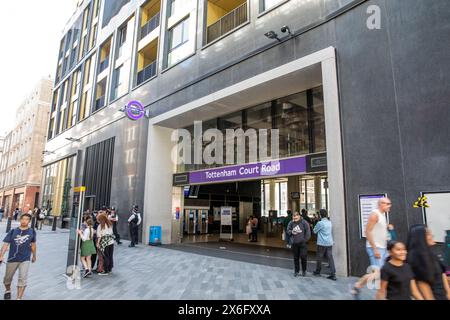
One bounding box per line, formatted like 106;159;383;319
183;207;209;235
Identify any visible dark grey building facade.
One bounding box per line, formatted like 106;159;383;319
43;0;450;276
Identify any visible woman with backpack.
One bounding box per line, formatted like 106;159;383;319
77;219;96;278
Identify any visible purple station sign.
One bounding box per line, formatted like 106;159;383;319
189;156;307;184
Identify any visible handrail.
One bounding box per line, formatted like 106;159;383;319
140;13;161;40
98;57;109;73
137;60;157;85
207;2;248;44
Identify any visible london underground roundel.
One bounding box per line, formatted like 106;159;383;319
125;100;145;121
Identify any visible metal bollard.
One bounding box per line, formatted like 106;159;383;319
52;216;58;231
6;217;12;233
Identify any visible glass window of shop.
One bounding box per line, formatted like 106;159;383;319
41;157;74;217
261;180;288;217
180;118;218;173
176;86;325;172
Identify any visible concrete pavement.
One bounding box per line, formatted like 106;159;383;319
0;220;374;300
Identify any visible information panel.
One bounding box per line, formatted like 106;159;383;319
359;194;387;238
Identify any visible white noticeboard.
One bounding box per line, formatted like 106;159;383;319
221;207;232;226
220;207;233;240
422;192;450;243
359;194;387;238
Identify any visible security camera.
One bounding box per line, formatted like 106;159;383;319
281;26;293;36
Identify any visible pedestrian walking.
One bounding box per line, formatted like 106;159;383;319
93;210;108;273
251;216;258;242
96;214;114;276
301;209;312;225
128;205;142;248
376;240;423;300
108;207;122;245
351;197;391;299
407;224;450;300
387;224;398;241
283;210;293;248
30;208;37;230
287;211;311;277
77;219;96;278
0;207;4;222
91;212;101;273
13;208;20;221
0;213;36;300
313;209;337;281
246;216;253;242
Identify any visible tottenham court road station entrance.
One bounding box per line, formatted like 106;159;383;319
143;47;348;276
173;154;328;253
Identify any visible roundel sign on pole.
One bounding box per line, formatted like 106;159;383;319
125;100;145;121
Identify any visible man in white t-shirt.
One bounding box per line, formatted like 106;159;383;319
351;197;392;299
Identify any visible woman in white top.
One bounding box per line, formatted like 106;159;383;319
77;219;96;278
96;214;115;275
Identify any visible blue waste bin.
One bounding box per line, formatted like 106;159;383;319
149;226;162;246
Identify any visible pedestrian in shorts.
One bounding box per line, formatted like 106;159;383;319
0;213;37;300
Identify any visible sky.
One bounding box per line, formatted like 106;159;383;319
0;0;77;136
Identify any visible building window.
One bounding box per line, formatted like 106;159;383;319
94;78;107;111
42;157;74;217
259;0;285;12
110;66;126;100
117;24;127;57
93;0;100;18
140;0;161;40
79;53;96;122
136;39;158;85
168;0;177;17
167;17;190;67
99;38;112;73
205;0;248;44
78;7;90;61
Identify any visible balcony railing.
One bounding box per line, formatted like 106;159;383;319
137;60;157;85
95;96;105;110
98;57;109;73
140;13;160;40
207;2;248;44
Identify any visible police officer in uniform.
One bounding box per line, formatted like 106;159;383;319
128;205;141;247
108;207;122;245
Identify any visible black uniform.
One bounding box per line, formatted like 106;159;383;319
128;210;141;247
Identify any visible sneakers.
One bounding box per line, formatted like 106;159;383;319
294;272;299;277
83;270;92;278
350;285;361;300
327;275;337;281
301;271;307;277
128;244;135;248
98;272;110;276
313;271;321;277
4;291;11;300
